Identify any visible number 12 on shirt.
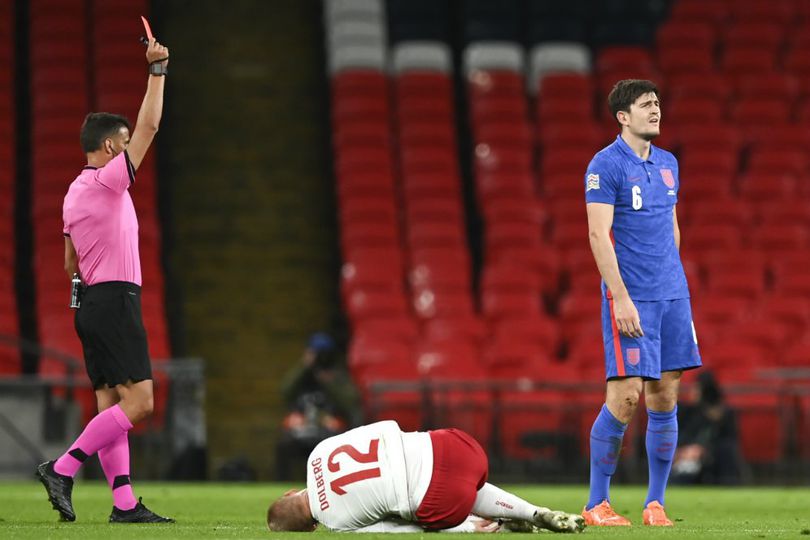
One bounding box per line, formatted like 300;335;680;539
327;439;381;495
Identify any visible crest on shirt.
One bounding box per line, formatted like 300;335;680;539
660;168;675;188
626;347;640;366
586;173;600;191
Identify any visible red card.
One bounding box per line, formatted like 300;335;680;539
141;16;154;41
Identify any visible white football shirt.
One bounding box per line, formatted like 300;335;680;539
306;420;433;531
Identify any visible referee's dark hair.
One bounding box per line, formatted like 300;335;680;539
608;79;659;124
80;112;132;153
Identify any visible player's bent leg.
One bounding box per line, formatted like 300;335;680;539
115;379;155;424
472;483;584;533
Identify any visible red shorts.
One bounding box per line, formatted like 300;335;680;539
415;428;488;530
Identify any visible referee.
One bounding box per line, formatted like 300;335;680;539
36;37;173;523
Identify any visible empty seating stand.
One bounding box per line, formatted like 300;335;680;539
0;0;20;373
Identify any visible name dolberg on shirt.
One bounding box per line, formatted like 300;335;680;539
311;457;330;510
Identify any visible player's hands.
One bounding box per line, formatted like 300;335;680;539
470;518;502;533
612;295;643;338
146;37;169;66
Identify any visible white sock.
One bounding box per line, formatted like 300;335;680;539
471;483;539;521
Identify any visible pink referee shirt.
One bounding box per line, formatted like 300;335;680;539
62;151;142;286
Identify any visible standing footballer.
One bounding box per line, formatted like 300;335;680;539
35;36;173;523
581;79;701;527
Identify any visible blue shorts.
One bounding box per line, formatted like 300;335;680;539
601;297;702;380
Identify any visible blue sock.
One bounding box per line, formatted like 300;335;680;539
587;404;628;510
644;407;678;507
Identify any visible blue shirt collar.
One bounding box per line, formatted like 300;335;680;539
614;134;656;165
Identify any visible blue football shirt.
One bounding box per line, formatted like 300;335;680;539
584;135;690;301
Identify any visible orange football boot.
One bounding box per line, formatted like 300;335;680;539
581;500;632;526
642;501;674;526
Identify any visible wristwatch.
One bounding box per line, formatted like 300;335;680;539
149;62;168;76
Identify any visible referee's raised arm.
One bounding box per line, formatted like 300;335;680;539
127;37;169;171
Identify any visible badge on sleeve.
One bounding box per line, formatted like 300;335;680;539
586;173;600;191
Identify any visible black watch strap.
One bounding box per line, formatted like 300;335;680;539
149;62;167;76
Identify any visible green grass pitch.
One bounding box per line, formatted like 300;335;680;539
1;482;809;539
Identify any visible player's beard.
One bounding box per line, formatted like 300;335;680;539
640;129;658;142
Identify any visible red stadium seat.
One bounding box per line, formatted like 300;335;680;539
737;172;797;202
485;247;562;294
359;360;423;432
657;48;714;77
684;198;751;227
539;147;596;178
668;96;725;125
484;222;543;252
481;289;544;321
337;171;396;199
352;316;420;345
669;0;728;25
656;20;715;52
404;197;464;225
331;70;388;101
722;47;776;75
348;337;413;379
471;96;527;126
397;96;453;123
412;288;474;320
333;121;391;151
479;196;546;229
596;47;655;74
476;172;537;201
468;70;524;101
346;289;409;322
746;149;807;176
491;316;561;352
690;294;752;340
538;73;595;101
751;223;808;255
539;122;606;149
332;94;390;124
407;221;466;250
666;73;733;102
396;72;452;99
730;98;790;127
474;121;533;152
408;247;471;291
399;121;455;148
705;265;766;298
756;296;810;336
729;0;797;24
339;195;398;225
752;199;810;227
341;250;404;299
340;220;400;250
481;263;541;293
723;22;783;53
474;143;532;175
735;72;799;102
782;340;810;368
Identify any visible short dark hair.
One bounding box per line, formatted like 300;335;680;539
79;112;131;153
607;79;659;125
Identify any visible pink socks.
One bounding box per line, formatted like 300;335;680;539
53;404;133;478
99;432;138;510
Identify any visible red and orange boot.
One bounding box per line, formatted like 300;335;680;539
581;500;631;526
642;501;674;526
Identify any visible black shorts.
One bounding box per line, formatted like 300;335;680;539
74;281;152;389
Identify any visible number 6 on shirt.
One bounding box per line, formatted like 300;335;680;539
328;439;382;495
632;185;643;210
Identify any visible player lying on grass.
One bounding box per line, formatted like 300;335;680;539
266;420;585;533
